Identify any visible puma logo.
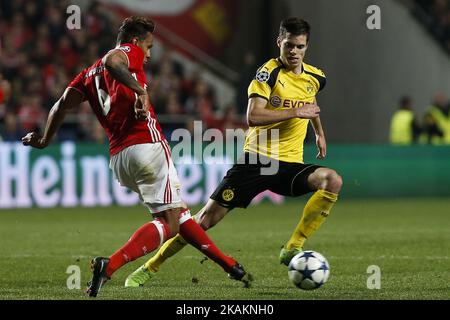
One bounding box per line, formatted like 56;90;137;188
278;80;285;88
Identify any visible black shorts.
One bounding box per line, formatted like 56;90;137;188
210;153;322;209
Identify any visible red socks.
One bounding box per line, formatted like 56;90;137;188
106;219;168;277
105;208;237;278
178;209;237;273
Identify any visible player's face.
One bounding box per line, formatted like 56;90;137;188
134;32;153;64
277;33;308;70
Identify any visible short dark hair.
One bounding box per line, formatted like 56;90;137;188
279;17;310;41
399;96;412;109
117;16;155;44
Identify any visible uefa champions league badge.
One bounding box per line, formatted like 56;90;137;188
255;70;270;83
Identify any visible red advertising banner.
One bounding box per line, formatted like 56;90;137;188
104;0;238;57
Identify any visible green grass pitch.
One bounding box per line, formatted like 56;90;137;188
0;198;449;300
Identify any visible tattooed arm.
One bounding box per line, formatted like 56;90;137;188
104;50;148;120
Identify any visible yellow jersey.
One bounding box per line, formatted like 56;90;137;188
389;109;414;144
244;58;326;163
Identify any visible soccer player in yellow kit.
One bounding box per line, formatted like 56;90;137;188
125;17;343;287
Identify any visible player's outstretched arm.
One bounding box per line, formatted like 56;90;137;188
21;88;83;149
247;96;320;127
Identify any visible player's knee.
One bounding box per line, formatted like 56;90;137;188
200;220;217;230
167;223;179;239
324;170;343;193
163;219;179;239
161;208;182;238
199;214;214;230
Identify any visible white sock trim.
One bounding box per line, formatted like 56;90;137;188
179;209;192;225
152;220;166;247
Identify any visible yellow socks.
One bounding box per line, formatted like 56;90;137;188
144;213;206;272
144;234;188;272
285;189;338;250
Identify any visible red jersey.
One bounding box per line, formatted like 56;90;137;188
68;43;165;155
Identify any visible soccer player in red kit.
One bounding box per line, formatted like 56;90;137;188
21;16;251;297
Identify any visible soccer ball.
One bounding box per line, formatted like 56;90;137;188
287;250;330;290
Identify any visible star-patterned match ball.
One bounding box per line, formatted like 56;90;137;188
288;251;330;290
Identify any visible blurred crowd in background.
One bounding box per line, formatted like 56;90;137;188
0;0;449;145
415;0;450;54
390;93;450;145
390;0;450;145
0;0;248;144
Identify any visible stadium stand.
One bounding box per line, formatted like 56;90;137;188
413;0;450;54
0;0;244;143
